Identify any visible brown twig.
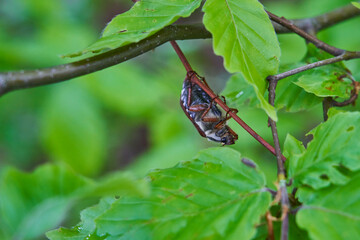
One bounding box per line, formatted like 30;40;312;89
279;187;290;240
267;11;345;56
266;52;360;82
170;40;286;160
0;24;211;97
273;2;360;33
268;79;290;240
331;92;358;106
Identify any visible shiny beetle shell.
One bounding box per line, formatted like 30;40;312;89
180;75;238;145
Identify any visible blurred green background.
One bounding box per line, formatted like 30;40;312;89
0;0;359;239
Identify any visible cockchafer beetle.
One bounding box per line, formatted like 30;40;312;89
180;71;238;145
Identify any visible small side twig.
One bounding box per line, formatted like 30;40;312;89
267;51;360;82
266;211;275;240
265;187;277;197
331;92;358;106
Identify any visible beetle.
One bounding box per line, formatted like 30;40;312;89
180;71;238;145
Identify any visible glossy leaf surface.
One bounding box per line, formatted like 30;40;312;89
67;0;202;57
0;164;148;240
296;171;360;240
47;148;271;240
285;110;360;189
352;2;360;9
203;0;280;120
293;44;354;99
222;72;321;112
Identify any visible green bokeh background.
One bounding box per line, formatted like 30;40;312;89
0;0;359;239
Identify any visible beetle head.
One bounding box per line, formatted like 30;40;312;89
220;126;238;145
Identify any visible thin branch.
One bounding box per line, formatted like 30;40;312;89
0;24;211;97
268;79;290;240
268;82;285;167
1;4;359;97
323;83;358;120
331;93;358;106
273;2;360;33
267;51;360;82
267;11;345;56
279;184;290;240
170;41;286;160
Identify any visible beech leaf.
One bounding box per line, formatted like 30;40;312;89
203;0;281;120
47;148;271;240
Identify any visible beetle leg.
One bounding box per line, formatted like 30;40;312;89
180;101;207;137
225;108;238;120
227;126;238;140
199;76;210;88
199;98;216;122
214;108;238;128
190;101;221;123
188;104;208;112
188;71;210;88
187;85;192;107
201;117;220;122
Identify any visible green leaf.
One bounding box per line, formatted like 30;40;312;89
221;73;260;109
48;148;271;240
293;44;354;99
352;2;360;9
222;72;321;112
0;164;149;240
85;63;164;118
252;213;309;240
275;73;322;112
224;44;354;113
203;0;280;120
296;171;360;240
294;67;353;98
67;0;202;58
286;110;360;189
41;84;106;176
0;165;89;240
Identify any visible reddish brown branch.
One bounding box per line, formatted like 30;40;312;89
273;3;360;33
170;41;286;161
331;92;358;106
267;11;345;56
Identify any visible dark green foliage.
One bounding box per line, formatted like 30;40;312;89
1;0;360;240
